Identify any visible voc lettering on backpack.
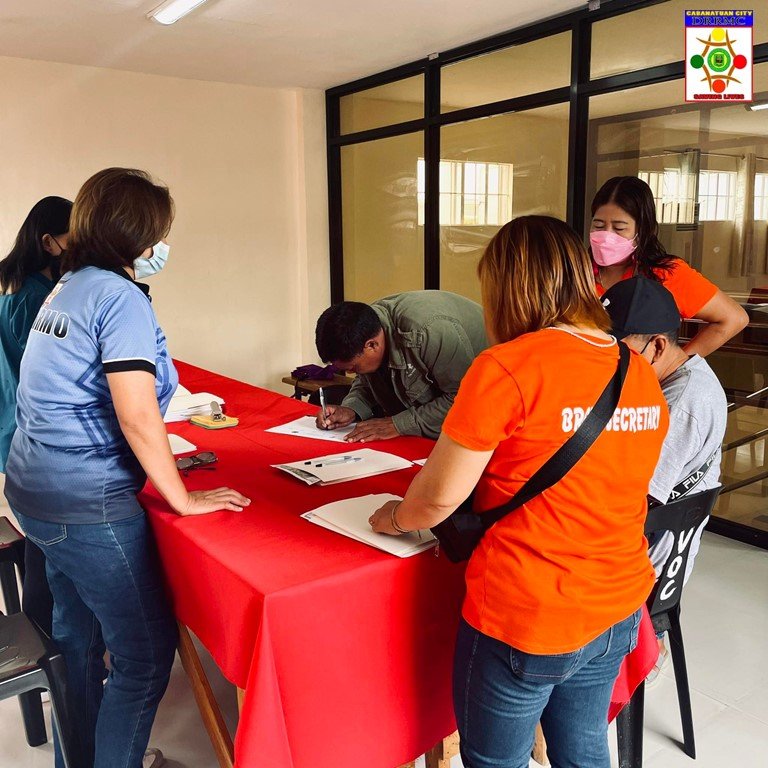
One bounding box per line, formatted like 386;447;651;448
31;308;70;339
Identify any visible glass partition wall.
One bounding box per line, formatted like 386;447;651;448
327;0;768;547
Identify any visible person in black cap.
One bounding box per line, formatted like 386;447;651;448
602;276;727;680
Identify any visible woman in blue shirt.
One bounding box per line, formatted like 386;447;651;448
5;168;250;768
0;196;71;636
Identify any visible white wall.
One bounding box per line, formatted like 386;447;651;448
0;55;329;390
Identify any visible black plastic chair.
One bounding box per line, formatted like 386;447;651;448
616;486;721;768
0;516;48;747
0;611;80;768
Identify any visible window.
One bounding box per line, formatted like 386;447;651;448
755;173;768;221
440;32;571;112
331;4;768;542
637;169;696;225
698;171;737;222
587;68;768;542
339;75;424;135
342;134;425;303
417;158;513;227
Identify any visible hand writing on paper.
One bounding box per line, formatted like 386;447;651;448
345;417;399;443
368;499;403;536
316;404;357;431
179;488;251;516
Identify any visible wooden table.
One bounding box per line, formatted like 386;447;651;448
281;373;354;399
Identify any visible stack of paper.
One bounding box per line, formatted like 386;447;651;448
168;433;197;455
302;493;436;557
272;448;413;486
266;416;357;443
164;392;225;423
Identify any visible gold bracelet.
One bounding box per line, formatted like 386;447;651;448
391;501;410;534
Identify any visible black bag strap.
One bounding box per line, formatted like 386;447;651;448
481;341;631;531
667;451;717;501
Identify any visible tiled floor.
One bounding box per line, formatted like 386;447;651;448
1;531;766;768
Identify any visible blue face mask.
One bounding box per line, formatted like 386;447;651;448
134;241;170;279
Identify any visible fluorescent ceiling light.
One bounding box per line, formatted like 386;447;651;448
746;101;768;111
149;0;209;25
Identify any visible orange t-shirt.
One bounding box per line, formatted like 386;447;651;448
442;330;669;655
595;258;718;319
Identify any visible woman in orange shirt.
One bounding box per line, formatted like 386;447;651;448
590;176;747;357
369;216;668;768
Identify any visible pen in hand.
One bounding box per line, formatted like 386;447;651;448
319;387;328;429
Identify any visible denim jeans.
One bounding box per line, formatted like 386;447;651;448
15;511;178;768
454;611;641;768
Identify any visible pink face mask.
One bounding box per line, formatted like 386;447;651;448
589;230;636;267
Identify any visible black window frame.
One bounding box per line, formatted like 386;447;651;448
325;0;768;548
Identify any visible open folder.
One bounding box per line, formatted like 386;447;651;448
273;448;413;486
302;493;436;557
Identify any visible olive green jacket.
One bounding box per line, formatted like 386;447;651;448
342;291;488;439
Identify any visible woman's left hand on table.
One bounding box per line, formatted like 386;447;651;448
180;488;251;516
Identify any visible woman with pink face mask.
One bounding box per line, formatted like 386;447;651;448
590;176;747;357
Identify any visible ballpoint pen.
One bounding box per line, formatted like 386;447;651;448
305;455;354;465
314;456;363;468
319;387;328;428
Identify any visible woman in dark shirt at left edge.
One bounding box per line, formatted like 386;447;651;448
0;196;72;634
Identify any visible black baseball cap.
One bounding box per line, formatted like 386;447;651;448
601;276;681;340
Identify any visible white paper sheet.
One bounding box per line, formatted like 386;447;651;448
266;415;357;443
273;448;413;486
168;434;197;455
413;458;428;466
302;493;436;557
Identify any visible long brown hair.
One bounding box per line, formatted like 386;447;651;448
590;176;676;278
479;215;611;344
62;168;174;273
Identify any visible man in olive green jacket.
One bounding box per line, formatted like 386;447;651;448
314;291;488;441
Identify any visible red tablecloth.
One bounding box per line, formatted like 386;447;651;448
141;362;465;768
140;362;655;768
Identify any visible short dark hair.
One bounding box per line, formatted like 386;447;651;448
62;168;174;273
633;329;680;347
315;302;382;362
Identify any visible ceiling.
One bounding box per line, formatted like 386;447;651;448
0;0;584;90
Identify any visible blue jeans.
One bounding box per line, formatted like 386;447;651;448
15;511;178;768
453;611;641;768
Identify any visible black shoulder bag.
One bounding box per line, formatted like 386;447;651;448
431;342;631;563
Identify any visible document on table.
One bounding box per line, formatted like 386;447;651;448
164;392;225;423
302;493;436;557
266;415;357;443
272;448;413;486
168;434;197;455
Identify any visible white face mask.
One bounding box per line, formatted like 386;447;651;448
134;241;170;279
